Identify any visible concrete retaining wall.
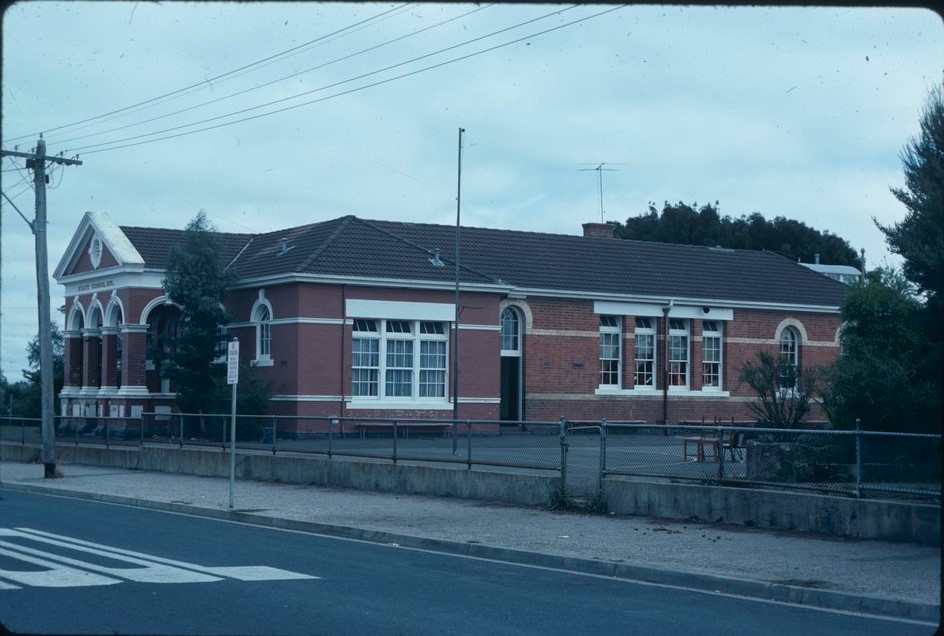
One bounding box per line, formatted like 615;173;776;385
3;443;937;545
0;444;557;507
603;477;940;546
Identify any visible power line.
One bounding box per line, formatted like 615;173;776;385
68;5;623;156
50;3;497;149
63;3;570;153
4;3;417;145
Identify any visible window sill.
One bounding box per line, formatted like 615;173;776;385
251;357;274;368
595;387;729;398
346;399;452;411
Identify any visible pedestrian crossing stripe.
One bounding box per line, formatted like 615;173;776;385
0;528;319;589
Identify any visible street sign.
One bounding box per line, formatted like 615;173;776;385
227;339;239;385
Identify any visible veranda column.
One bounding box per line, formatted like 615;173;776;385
100;326;119;389
118;324;149;392
63;330;84;388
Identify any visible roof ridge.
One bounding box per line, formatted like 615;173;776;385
225;235;255;272
296;215;357;273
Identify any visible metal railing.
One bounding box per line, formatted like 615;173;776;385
1;415;939;501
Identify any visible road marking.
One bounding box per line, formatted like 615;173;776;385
0;547;122;588
0;528;318;589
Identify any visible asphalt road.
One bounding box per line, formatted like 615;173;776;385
0;491;934;636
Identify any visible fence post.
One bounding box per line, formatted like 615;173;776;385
599;418;607;496
392;419;398;464
559;417;568;496
105;417;110;448
178;414;183;449
328;417;336;459
716;423;725;481
271;416;277;455
466;420;472;469
854;418;862;498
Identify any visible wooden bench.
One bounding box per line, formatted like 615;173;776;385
354;422;451;439
683;430;745;462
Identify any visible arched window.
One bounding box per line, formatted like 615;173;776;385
779;327;799;389
500;307;521;355
254;304;272;362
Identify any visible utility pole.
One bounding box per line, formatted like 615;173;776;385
452;127;464;453
2;137;82;478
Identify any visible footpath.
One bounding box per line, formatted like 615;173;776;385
0;459;939;623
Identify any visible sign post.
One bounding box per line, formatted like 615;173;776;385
227;338;239;509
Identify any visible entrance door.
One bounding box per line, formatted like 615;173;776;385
500;357;520;421
499;307;523;423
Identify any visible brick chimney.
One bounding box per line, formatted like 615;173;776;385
582;222;617;239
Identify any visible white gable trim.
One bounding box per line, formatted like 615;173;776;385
54;210;144;279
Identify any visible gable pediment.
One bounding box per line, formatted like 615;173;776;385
54;211;144;281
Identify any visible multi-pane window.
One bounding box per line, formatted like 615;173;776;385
500;307;520;353
779;327;799;389
255;305;272;358
634;317;656;387
668;318;689;388
352;319;380;396
599;315;621;386
352;319;448;400
384;321;414;397
420;322;447;397
701;320;722;389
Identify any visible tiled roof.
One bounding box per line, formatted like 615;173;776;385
120;226;251;270
119;215;847;308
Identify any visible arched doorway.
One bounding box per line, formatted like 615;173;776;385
499;306;523;423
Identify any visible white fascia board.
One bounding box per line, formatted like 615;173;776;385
61;269;165;297
226;273;513;295
346;299;455;321
521;286;840;314
225;275;838;315
595;301;734;321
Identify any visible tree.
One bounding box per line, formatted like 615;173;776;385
879;85;944;315
876;85;943;431
18;324;65;418
738;351;819;428
160;212;234;416
819;268;938;432
617;201;860;266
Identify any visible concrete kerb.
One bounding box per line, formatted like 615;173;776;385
0;480;937;623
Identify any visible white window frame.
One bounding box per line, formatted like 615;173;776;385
253;302;273;366
701;320;722;390
350;318;449;404
633;317;656;389
598;315;622;388
500;307;521;356
779;326;799;390
668;318;690;389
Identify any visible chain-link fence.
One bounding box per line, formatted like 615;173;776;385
2;415;938;501
602;421;941;500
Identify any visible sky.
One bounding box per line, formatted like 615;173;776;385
1;2;942;379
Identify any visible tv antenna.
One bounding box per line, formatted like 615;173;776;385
578;162;624;222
